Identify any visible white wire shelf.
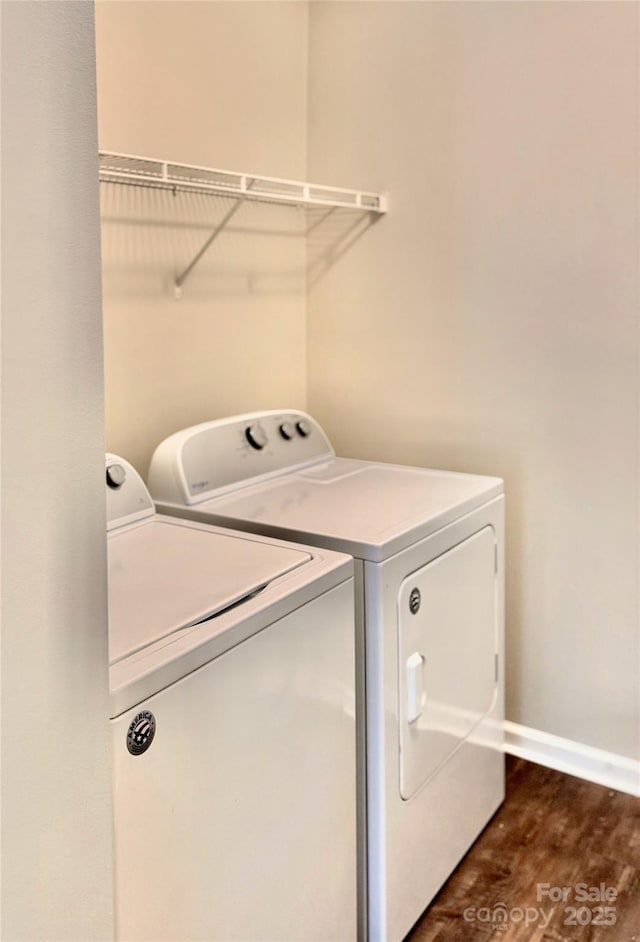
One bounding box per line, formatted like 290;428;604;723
99;151;388;214
99;151;387;297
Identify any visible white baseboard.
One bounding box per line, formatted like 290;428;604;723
504;721;640;797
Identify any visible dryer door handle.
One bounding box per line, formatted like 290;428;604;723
406;652;425;724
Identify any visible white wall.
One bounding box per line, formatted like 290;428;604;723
307;1;639;761
95;0;309;476
1;2;114;939
94;1;639;769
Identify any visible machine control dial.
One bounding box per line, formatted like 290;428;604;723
245;424;268;450
106;463;126;489
279;422;295;440
296;419;311;437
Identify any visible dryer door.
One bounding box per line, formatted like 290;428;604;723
398;526;498;800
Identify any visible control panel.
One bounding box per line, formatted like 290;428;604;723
147;410;334;506
106;454;155;530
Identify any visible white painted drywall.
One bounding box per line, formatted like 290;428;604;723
93;0;639;767
1;2;115;938
307;1;639;761
95;0;309;476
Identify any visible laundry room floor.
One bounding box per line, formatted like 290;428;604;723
406;755;640;942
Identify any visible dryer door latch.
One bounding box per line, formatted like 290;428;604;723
406;652;425;724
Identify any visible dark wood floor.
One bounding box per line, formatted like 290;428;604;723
406;756;640;942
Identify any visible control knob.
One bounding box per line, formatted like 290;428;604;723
296;419;311;437
245;424;268;450
279;422;295;440
106;463;126;489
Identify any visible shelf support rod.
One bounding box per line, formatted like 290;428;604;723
174;178;255;299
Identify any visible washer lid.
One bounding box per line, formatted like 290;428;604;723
108;517;311;664
194;459;503;561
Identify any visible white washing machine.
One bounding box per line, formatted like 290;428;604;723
147;411;505;942
106;453;357;942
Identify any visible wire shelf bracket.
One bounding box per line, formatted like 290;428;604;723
99;151;388;298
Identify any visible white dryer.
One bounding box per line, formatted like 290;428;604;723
106;453;357;942
148;412;505;942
